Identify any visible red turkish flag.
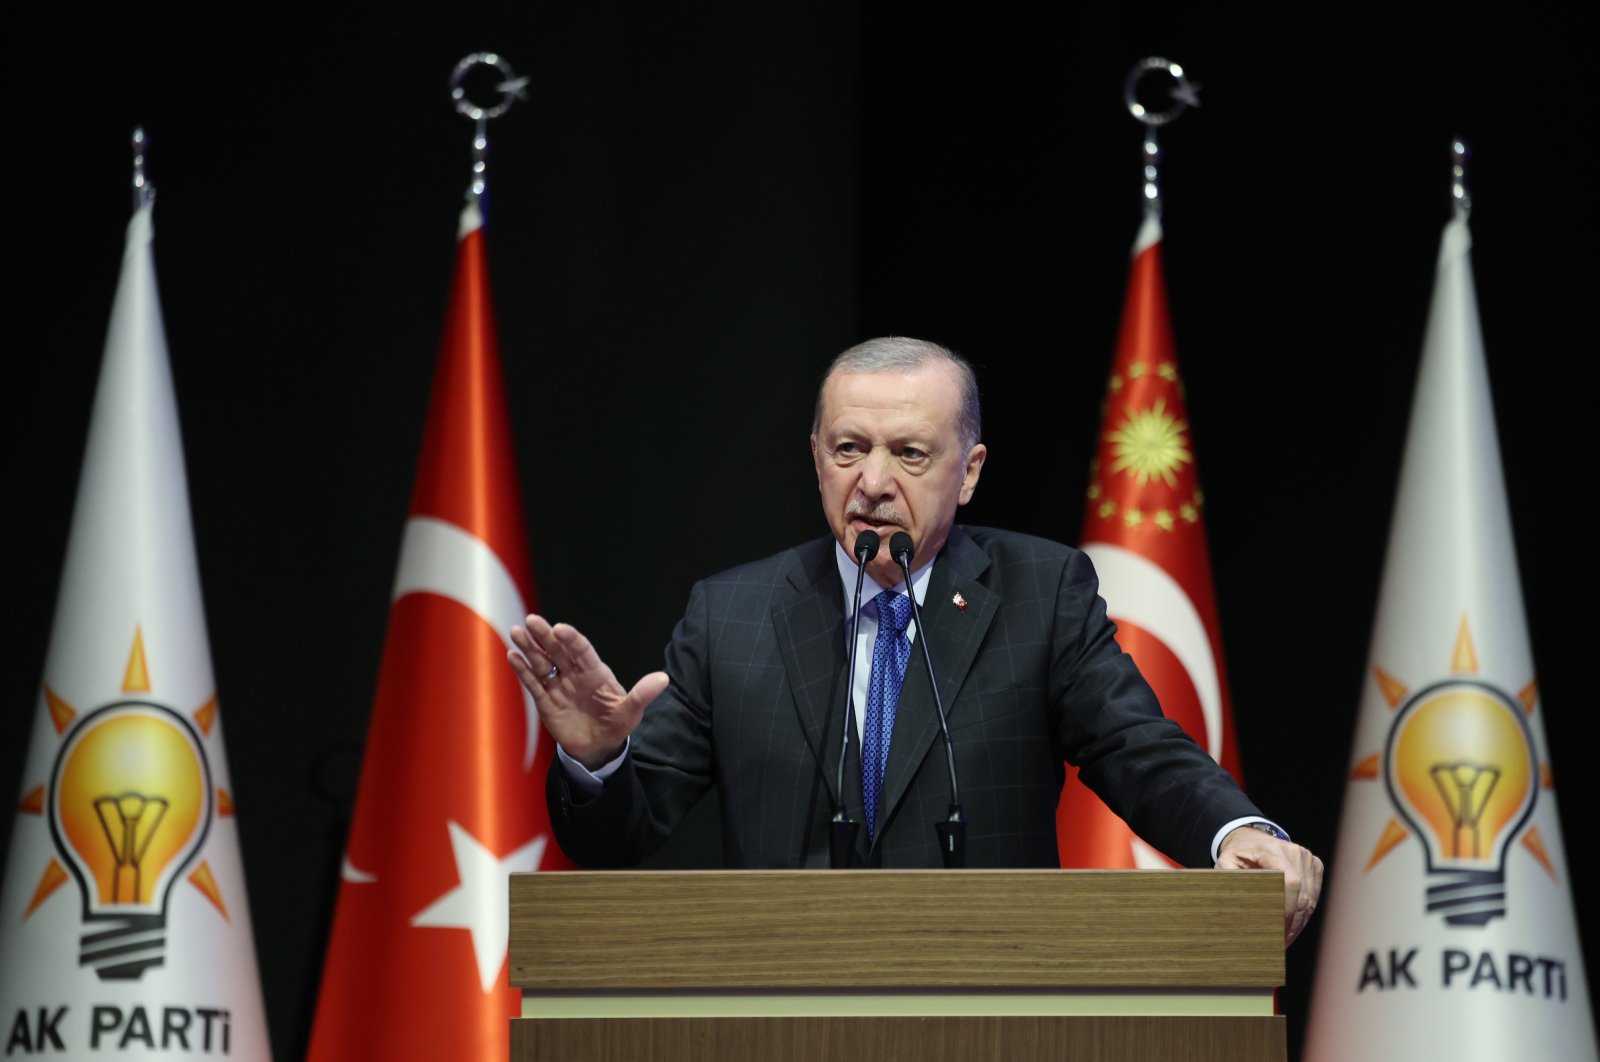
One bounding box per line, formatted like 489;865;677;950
307;202;568;1061
1057;216;1244;869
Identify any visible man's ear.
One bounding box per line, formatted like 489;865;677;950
958;443;988;504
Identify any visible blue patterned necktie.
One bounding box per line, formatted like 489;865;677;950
862;589;914;840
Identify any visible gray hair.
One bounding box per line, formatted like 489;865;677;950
811;336;982;451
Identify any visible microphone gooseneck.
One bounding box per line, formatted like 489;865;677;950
831;529;880;868
889;531;966;868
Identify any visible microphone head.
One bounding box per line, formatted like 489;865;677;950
889;531;915;567
853;529;881;563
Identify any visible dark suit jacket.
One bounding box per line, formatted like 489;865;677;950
548;525;1264;869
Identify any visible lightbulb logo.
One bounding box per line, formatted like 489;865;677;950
1352;614;1556;926
17;626;235;980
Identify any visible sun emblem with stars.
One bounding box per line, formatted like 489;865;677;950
1106;398;1193;488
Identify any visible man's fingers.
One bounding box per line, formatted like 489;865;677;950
629;671;670;708
1292;852;1325;946
1282;849;1324;947
509;626;549;669
1288;893;1314;945
507;646;537;681
517;618;642;717
517;615;575;674
1215;838;1324;947
517;619;594;679
1286;879;1307;945
549;622;603;676
590;669;669;713
520;613;557;644
509;624;561;688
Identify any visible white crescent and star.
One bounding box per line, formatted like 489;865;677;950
392;515;542;773
410;821;547;992
340;515;550;992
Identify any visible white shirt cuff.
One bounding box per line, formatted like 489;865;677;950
556;739;630;796
1211;817;1289;863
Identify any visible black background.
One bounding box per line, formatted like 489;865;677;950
3;6;1595;1060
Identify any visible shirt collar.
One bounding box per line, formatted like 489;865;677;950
832;539;934;619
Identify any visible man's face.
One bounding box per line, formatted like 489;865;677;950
810;362;986;588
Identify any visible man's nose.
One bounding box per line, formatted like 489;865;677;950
857;449;896;498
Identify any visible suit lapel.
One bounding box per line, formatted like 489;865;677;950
771;539;852;809
875;526;997;844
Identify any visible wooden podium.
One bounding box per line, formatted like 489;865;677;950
509;869;1286;1062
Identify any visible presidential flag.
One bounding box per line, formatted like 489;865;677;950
1059;215;1243;869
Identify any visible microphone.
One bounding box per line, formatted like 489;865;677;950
889;531;966;868
831;528;880;868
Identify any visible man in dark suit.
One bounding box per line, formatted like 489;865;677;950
509;336;1323;945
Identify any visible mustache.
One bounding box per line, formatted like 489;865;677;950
846;501;908;527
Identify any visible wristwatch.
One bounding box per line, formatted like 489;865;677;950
1243;821;1289;840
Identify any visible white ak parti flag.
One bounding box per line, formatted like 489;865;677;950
0;197;272;1058
1302;213;1597;1060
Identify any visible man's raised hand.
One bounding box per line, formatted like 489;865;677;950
508;615;669;769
